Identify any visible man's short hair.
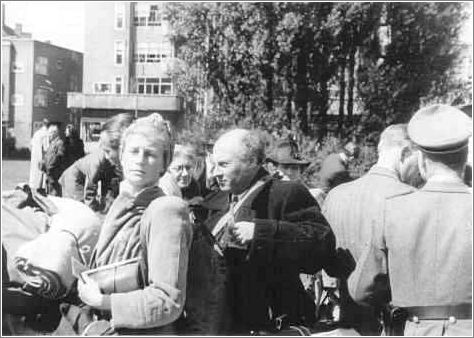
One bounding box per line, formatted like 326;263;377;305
424;147;468;171
377;124;413;153
101;113;134;149
218;129;266;165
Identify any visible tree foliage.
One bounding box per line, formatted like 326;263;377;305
165;2;470;142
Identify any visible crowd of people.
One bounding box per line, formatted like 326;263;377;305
1;104;472;336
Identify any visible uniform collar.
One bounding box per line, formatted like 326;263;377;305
422;177;470;194
368;166;400;181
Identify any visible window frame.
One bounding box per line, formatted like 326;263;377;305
114;40;124;66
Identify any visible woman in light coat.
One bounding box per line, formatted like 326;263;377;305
59;114;193;335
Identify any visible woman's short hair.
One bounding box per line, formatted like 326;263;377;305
100;113;134;149
121;113;175;169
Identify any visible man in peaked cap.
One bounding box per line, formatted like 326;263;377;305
349;104;472;336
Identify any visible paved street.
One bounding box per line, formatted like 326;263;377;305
2;159;30;191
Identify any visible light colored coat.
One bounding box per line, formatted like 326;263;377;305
29;127;49;189
322;166;414;334
349;179;472;336
92;185;193;333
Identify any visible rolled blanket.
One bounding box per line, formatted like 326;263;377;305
12;196;101;299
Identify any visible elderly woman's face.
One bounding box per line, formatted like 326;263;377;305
121;134;165;190
169;156;194;188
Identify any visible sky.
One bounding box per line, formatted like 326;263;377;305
2;1;473;54
3;1;85;52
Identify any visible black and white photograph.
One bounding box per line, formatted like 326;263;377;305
1;1;472;336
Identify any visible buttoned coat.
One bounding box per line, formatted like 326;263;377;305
185;168;339;334
349;179;472;336
322;166;415;334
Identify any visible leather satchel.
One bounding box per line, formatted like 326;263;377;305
81;257;146;294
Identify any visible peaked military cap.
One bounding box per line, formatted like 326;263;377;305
408;104;472;154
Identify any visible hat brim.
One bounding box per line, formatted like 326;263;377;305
266;157;311;166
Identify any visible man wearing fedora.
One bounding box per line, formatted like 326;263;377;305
349;105;472;336
265;140;311;182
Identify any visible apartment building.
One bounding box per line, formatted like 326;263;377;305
67;2;184;147
2;17;83;149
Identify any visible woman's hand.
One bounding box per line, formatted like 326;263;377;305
78;276;111;311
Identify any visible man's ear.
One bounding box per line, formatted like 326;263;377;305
417;151;427;180
400;146;411;164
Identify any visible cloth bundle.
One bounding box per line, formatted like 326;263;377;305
2;191;101;300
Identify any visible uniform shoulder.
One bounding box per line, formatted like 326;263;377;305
385;185;416;201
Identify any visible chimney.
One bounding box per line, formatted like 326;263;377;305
14;23;22;35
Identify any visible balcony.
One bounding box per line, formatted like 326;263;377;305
67;92;183;112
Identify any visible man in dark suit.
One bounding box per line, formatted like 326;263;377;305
208;128;342;334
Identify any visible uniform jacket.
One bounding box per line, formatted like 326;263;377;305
59;151;120;212
349;179;472;336
42;137;66;180
91;184;193;333
188;168;338;334
322;166;415;334
319;153;351;192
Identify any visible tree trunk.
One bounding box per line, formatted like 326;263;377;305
347;45;356;122
338;57;346;136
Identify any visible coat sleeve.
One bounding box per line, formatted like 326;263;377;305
250;182;338;274
110;196;193;329
82;155;103;211
347;199;390;308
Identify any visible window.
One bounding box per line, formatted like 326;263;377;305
53;92;64;105
81;121;103;142
35;56;48;75
56;59;63;70
11;94;24;106
115;3;125;30
93;83;112;94
69;74;79;91
160;78;173;94
114;41;124;66
134;3;162;27
136;77;173;95
13;62;24;73
148;5;162;26
115;76;123;94
34;88;49;107
133;42;173;64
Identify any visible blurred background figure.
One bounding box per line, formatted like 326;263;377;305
59;114;133;213
29;118;50;192
159;144;202;202
41;124;66;196
63;124;85;170
265;140;311;182
318;142;360;195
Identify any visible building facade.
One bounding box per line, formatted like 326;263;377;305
68;2;184;149
2;24;83;149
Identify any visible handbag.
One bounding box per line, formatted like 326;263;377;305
81;257;146;294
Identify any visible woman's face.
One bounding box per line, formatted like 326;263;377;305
168;155;194;188
121;134;165;190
